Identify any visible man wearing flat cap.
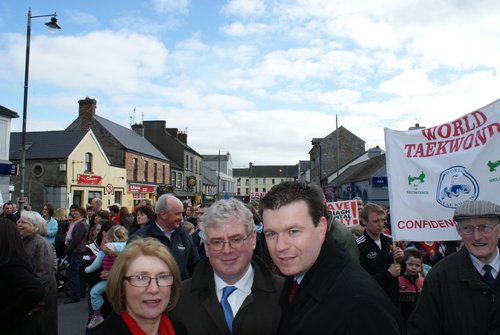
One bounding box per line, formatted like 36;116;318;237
408;200;500;335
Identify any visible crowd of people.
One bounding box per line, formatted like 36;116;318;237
0;180;499;335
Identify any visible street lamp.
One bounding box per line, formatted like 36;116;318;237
18;8;61;213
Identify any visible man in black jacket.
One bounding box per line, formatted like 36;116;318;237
357;203;404;307
132;194;199;279
260;181;404;334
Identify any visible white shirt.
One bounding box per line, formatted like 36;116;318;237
214;265;254;317
469;247;500;279
155;221;173;239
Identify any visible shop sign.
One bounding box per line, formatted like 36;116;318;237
78;174;102;185
129;184;155;193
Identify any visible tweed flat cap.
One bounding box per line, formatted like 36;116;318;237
453;200;500;221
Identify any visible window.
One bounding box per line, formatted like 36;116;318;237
162;165;166;184
133;158;138;181
176;172;183;189
190;157;194;172
114;191;122;205
255;178;258;184
143;161;148;181
245;179;249;186
272;178;275;184
237;188;241;195
186;155;189;170
245;188;249;195
85;152;93;173
263;178;266;184
153;163;158;183
263;188;266;193
254;188;259;192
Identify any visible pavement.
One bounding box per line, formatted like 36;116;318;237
58;292;89;335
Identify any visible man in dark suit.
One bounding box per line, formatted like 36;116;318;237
260;181;404;334
170;198;283;334
1;202;18;223
408;200;500;335
132;194;199;280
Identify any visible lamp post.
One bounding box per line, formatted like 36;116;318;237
18;8;61;213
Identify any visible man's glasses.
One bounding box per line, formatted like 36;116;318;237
123;274;173;287
204;233;252;252
459;222;499;235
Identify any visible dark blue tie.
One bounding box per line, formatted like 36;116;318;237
221;286;237;332
483;264;496;286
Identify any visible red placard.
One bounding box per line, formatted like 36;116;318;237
128;184;155;193
77;174;102;185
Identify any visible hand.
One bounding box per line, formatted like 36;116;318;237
388;263;401;277
100;270;109;280
391;246;404;263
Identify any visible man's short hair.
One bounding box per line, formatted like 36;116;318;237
360;203;386;221
259;181;324;226
198;198;254;239
453;200;500;222
155;194;178;216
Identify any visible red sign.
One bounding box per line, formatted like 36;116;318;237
128;184;155;193
78;174;102;185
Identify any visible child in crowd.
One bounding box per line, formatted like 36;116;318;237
84;225;128;329
399;247;425;322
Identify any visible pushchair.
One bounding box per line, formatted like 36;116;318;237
56;255;70;297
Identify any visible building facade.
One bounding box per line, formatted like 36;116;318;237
9;130;126;211
309;126;365;186
66;98;170;208
203;153;236;200
0;105;18;205
234;163;298;202
132;120;203;202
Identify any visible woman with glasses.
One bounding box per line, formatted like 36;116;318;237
96;238;186;335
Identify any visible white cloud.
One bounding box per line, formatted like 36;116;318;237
152;0;190;14
222;0;266;17
220;21;274;37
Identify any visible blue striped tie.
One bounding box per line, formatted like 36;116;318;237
221;286;237;333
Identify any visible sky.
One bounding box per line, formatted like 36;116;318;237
1;0;500;168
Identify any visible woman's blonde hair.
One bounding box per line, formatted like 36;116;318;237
106;238;182;314
106;225;129;243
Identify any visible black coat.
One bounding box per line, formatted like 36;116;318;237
357;231;400;306
170;256;283;335
0;259;45;335
408;247;500;335
279;235;404;335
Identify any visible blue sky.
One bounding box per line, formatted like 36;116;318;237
1;0;500;167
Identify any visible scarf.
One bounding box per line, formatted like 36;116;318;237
121;311;175;335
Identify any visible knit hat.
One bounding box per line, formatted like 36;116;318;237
453;200;500;222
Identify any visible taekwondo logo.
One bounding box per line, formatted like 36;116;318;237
406;170;429;195
436;166;479;209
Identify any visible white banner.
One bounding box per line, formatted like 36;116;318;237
384;99;500;242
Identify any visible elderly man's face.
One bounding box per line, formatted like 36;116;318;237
457;217;500;263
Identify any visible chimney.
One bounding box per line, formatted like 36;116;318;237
166;128;178;137
78;97;97;129
367;145;382;158
178;132;187;144
131;123;144;136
